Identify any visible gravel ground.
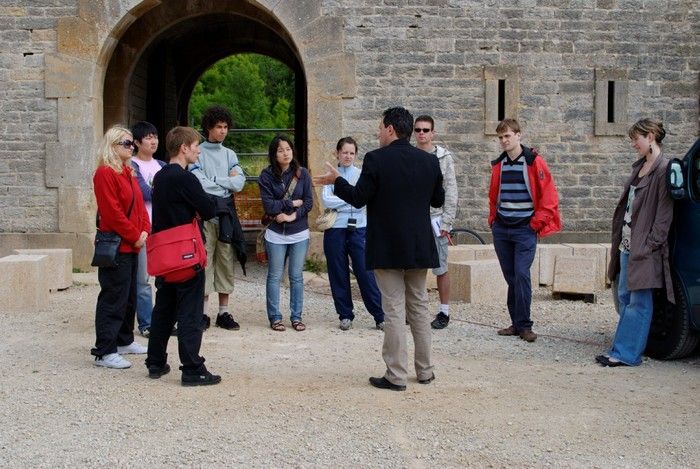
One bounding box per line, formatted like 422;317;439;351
0;262;698;468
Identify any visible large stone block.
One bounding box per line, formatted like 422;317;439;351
45;53;96;98
0;254;49;312
447;244;497;261
538;244;574;286
564;243;608;288
449;259;507;303
306;53;356;98
599;243;612;286
552;256;597;295
0;232;94;272
14;248;72;290
57;17;98;59
58;186;94;234
298;16;344;61
447;244;476;262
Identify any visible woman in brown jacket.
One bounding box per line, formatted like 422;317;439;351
596;119;674;367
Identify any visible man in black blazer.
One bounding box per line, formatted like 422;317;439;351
314;107;445;391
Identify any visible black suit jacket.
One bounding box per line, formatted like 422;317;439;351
334;138;445;270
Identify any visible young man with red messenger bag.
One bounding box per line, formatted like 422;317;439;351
144;126;221;386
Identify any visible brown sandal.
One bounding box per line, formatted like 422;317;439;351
291;320;306;331
270;321;285;332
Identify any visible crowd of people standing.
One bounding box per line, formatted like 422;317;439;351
90;103;674;387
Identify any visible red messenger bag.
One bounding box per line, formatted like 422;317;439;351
146;218;207;283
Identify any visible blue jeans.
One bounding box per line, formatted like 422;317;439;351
492;221;537;331
135;247;152;333
608;250;653;365
324;227;384;324
265;238;309;323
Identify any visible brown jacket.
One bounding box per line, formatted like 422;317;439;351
608;155;675;303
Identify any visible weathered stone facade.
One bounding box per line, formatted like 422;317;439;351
0;0;698;268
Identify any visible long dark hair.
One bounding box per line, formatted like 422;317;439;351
267;134;299;179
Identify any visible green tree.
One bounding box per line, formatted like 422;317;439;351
188;53;295;176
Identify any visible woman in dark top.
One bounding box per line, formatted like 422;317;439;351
145;126;220;386
597;118;674;367
258;135;314;331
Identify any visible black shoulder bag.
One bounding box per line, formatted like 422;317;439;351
91;183;135;268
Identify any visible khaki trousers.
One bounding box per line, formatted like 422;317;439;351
203;220;235;296
373;268;433;386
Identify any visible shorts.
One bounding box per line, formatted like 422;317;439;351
432;233;449;276
203;220;235;295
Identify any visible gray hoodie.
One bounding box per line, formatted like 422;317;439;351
430;145;458;233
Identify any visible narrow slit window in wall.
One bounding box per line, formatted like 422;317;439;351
607;81;615;123
498;79;506;121
595;69;628;135
483;66;519;134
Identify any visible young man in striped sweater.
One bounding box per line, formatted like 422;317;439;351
488;119;561;342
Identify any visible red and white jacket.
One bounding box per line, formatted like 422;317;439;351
488;146;562;238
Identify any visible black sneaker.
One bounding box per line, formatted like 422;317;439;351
215;312;240;330
202;315;210;330
148;363;171;379
431;312;450;329
182;371;222;387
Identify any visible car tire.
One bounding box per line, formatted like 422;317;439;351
646;273;699;360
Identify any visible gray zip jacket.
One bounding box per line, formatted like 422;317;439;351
430;145;458;233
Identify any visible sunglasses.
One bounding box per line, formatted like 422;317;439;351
115;140;135;148
414;128;432;133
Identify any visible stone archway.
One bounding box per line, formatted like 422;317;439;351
45;0;355;268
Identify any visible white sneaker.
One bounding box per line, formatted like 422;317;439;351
94;353;131;369
339;319;352;331
117;341;148;355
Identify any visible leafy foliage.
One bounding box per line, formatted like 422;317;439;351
189;54;295;177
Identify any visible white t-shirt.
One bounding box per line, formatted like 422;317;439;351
132;157;163;221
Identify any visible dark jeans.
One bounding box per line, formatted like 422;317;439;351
145;271;207;375
324;227;384;324
91;252;137;357
492;221;537;331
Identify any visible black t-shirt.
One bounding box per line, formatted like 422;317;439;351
151;164;216;234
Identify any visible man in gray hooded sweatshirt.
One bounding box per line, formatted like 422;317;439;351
190;105;246;331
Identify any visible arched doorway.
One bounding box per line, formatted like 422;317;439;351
44;0;354;268
103;2;307;162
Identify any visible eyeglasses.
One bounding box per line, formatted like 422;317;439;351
414;128;432;133
115;140;134;148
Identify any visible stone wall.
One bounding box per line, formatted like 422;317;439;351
0;0;698;261
0;2;78;232
329;0;700;232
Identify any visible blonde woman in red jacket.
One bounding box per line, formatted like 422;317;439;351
91;125;151;369
488;119;561;343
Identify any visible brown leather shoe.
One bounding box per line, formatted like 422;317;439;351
497;325;518;336
519;329;537;342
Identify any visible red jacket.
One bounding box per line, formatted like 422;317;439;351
93;164;151;253
488;146;561;238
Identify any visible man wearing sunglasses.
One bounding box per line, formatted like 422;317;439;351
414;116;458;330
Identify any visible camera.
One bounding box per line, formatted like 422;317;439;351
347;217;357;231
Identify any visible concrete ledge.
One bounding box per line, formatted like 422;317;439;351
552;256;597;295
449;259;507;303
0;255;49;312
563;243;608;289
14;248;72;290
0;232;94;271
538;244;574;286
